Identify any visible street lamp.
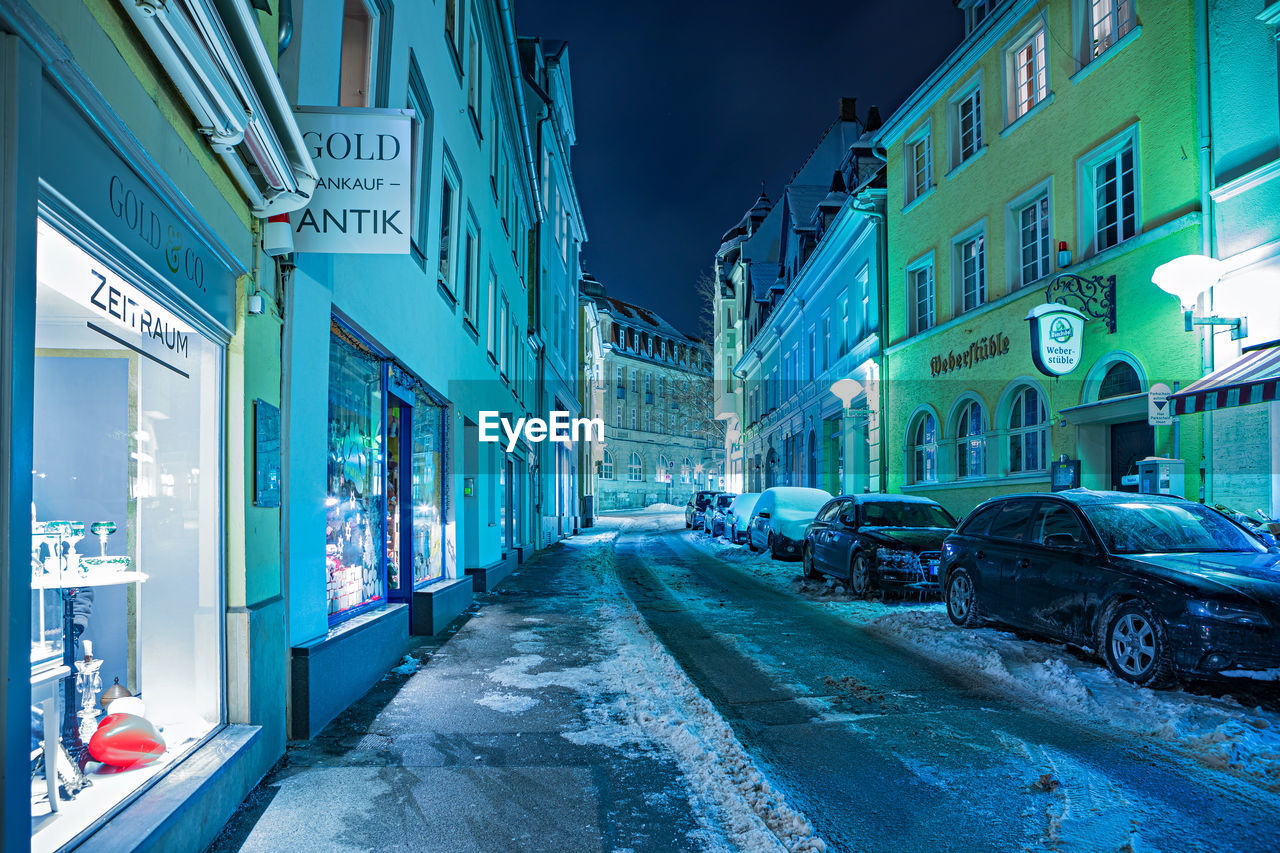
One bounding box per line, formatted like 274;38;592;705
829;379;873;496
1151;254;1247;341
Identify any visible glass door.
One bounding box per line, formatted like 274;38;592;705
386;395;411;600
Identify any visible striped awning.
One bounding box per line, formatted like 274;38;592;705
1172;340;1280;415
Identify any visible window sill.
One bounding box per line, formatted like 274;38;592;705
445;34;464;81
945;145;988;180
436;280;458;311
1070;26;1142;87
901;185;936;215
468;107;483;143
1000;92;1055;139
462;317;479;343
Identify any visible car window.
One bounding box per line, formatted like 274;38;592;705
861;501;955;528
1083;502;1266;554
1031;502;1087;545
815;501;842;523
957;503;1002;536
985;501;1035;541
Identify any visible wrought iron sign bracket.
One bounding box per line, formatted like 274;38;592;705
1045;273;1116;334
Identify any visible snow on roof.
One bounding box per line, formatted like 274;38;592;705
603;297;701;344
748;262;782;302
784;185;829;231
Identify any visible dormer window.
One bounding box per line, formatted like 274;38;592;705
962;0;1001;34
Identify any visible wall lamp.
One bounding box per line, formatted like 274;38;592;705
1151;255;1248;341
830;378;872;420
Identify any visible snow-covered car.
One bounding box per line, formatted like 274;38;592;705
803;495;957;597
706;493;738;536
685;490;721;529
747;487;833;560
942;489;1280;689
725;493;761;544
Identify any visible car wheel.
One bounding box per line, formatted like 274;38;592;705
768;534;779;560
1104;601;1175;689
946;569;982;627
803;545;821;579
849;552;872;598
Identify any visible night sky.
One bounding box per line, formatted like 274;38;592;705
515;1;965;337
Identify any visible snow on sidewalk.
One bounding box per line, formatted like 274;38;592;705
684;525;1280;792
491;524;828;853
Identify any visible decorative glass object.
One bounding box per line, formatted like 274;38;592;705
74;641;104;742
91;520;116;556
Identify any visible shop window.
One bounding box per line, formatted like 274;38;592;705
326;325;385;620
410;387;445;585
602;450;614;480
1008;386;1048;473
30;220;223;848
629;452;644;482
910;412;939;484
955;400;987;479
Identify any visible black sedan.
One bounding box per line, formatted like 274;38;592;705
684;490;721;529
941;489;1280;688
803;495;957;597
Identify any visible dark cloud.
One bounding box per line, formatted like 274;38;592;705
517;1;964;336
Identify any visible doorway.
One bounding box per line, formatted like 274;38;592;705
386;395;411;600
1109;419;1153;492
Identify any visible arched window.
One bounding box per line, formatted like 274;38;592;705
602;450;614;480
910;413;938;484
681;456;693;484
955;400;986;479
1008;386;1048;473
1099;360;1141;399
628;451;643;481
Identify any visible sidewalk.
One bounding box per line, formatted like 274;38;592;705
208;521;821;853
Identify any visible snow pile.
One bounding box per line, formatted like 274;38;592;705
869;609;1280;791
387;654;420;676
475;692;539;714
636;502;685;514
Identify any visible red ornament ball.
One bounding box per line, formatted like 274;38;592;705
88;713;166;768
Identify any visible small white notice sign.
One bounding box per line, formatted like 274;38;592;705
293;108;413;254
1148;382;1173;426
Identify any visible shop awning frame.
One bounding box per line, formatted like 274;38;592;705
1172;339;1280;415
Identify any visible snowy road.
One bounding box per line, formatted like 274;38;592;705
610;511;1280;852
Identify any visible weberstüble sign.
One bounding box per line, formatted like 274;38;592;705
1026;303;1087;377
293;107;413;254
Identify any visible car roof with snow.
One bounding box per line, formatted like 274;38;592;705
836;493;943;505
760;487;832;505
981;489;1190;507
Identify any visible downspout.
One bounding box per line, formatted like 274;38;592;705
497;0;543;220
1194;0;1214;503
866;142;892;492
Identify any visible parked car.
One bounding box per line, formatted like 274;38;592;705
803;495;957;596
706;493;738;536
941;489;1280;688
725;493;761;544
685;490;722;529
747;487;833;560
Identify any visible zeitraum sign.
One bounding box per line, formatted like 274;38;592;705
1026;303;1087;377
293;107;413;254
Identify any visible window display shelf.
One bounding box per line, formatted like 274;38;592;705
31;570;148;590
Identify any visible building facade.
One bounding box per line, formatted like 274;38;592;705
521;38;587;546
1178;0;1280;517
876;0;1206;519
3;0;313;850
591;292;723;510
729;101;887;498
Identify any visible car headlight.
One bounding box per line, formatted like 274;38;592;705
1186;600;1271;627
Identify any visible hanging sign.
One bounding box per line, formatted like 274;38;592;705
1026;303;1087;377
293;108;413;254
1148;383;1173;426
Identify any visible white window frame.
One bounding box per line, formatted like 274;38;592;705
602;450;614;480
951;221;988;315
904;122;934;205
437;155;459;293
1004;18;1049;125
948;73;984;170
1076;124;1140;258
462;214;480;323
906;253;936;336
1004;177;1053;289
1080;0;1137;64
629;452;643;482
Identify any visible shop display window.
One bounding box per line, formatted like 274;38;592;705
30;220;224;851
326;326;386;620
411;389;445;585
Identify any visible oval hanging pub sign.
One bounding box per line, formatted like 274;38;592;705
1026;303;1087;377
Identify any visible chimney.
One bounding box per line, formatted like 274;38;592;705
839;97;858;123
865;105;883;132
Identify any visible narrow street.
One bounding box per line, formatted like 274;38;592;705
213;512;1280;853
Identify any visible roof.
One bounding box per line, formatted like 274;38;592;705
748;261;782;302
602;296;701;344
784;185;829;231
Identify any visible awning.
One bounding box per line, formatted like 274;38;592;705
1172;340;1280;415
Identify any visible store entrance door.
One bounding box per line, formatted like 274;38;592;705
1110;420;1154;492
387;395;413;601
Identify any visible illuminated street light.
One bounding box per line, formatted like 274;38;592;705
1152;254;1247;340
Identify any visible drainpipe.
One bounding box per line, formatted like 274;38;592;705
497;0;543;220
1194;0;1214;503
